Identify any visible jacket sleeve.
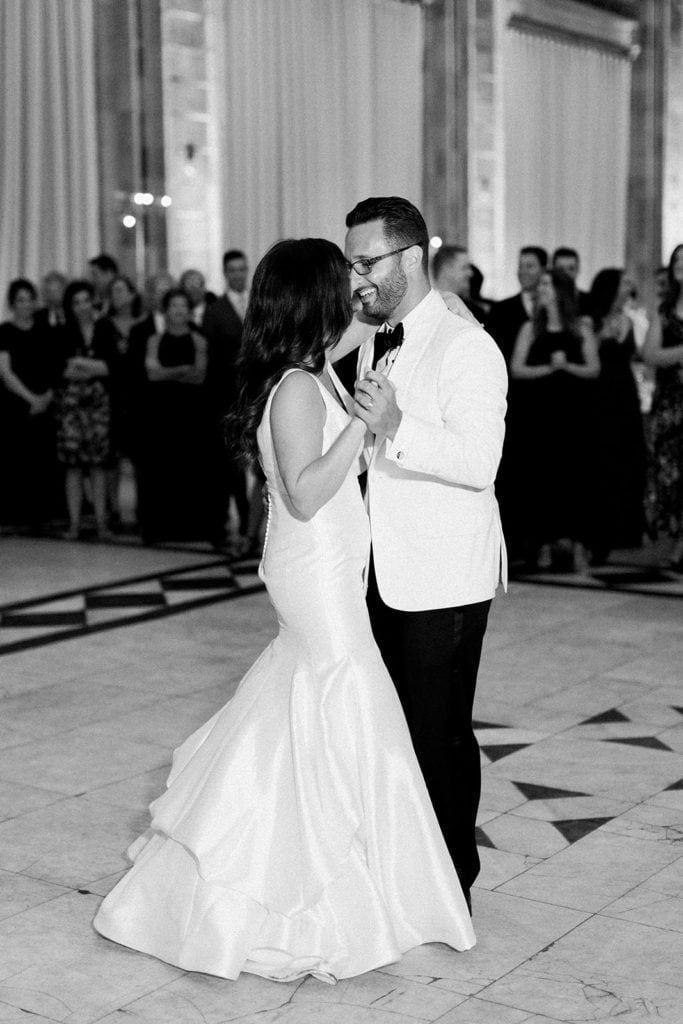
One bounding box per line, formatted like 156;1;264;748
384;327;507;490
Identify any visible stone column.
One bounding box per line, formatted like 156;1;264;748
663;0;683;262
422;0;473;245
625;0;670;308
421;0;504;295
94;0;167;282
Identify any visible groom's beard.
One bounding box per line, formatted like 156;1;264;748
354;264;408;324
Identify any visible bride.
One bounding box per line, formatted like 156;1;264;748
93;237;474;983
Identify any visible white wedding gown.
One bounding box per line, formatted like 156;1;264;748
93;368;475;982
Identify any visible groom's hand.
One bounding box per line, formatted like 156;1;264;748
354;370;402;440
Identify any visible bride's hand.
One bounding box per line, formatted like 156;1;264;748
440;291;482;327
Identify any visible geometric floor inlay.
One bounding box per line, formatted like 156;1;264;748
605;736;673;751
512;781;589;801
0;556;265;656
550;816;613;843
480;742;531;763
581;708;631;725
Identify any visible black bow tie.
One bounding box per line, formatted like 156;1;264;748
372;322;404;369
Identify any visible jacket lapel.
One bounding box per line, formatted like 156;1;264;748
382;290;446;409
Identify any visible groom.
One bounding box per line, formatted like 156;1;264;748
341;196;507;910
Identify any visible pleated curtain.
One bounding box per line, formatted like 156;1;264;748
0;0;99;294
208;0;424;263
502;28;631;295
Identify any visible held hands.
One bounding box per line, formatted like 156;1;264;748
354;369;402;440
550;349;568;370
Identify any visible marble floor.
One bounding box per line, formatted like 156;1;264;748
0;537;681;1024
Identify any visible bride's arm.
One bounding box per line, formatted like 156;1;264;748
270;371;366;520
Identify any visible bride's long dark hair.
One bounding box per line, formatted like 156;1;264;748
228;237;352;463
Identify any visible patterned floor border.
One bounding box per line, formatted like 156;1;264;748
511;559;683;599
0;556;265;656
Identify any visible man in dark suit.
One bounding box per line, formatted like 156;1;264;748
486;246;547;366
201;250;251;550
551;247;592;318
486;246;547;561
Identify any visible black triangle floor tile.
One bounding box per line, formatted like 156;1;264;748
664;778;683;791
473;720;508;730
581;708;630;725
605;736;673;752
475;826;496;849
481;743;530;763
551;817;612;844
513;781;589;801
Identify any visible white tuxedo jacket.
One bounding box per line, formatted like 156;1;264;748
358;289;507;611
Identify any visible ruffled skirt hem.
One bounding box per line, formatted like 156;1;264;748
93;828;474;983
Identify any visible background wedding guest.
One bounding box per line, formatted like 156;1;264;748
431;245;472;304
643;243;683;571
468;264;493;320
551;247;592;317
487;246;548;365
486;245;547;559
36;271;68;329
88;254;119;314
510;267;599;571
139;288;213;544
125;270;175;528
587;268;647;564
105;275;144;528
655;265;670;305
179;268;216;328
57;279;119;540
202;249;253;553
0;279;63;532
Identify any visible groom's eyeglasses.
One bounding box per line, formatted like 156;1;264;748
345;243;418;277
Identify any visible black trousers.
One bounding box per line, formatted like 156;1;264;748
366;557;491;898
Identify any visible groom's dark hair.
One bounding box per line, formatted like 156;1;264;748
346;196;430;274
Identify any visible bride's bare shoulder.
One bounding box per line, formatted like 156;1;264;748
270;369;325;423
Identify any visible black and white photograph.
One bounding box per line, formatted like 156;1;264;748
0;0;682;1021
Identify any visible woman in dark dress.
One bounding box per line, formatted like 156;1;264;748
139;288;212;544
0;279;63;530
587;268;647;563
105;275;144;527
57;279;119;540
644;243;683;570
511;268;600;571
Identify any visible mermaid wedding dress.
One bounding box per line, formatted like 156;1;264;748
93;368;475;982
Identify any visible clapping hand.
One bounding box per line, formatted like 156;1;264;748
29;392;52;416
354;370;402;439
65;357;89;380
